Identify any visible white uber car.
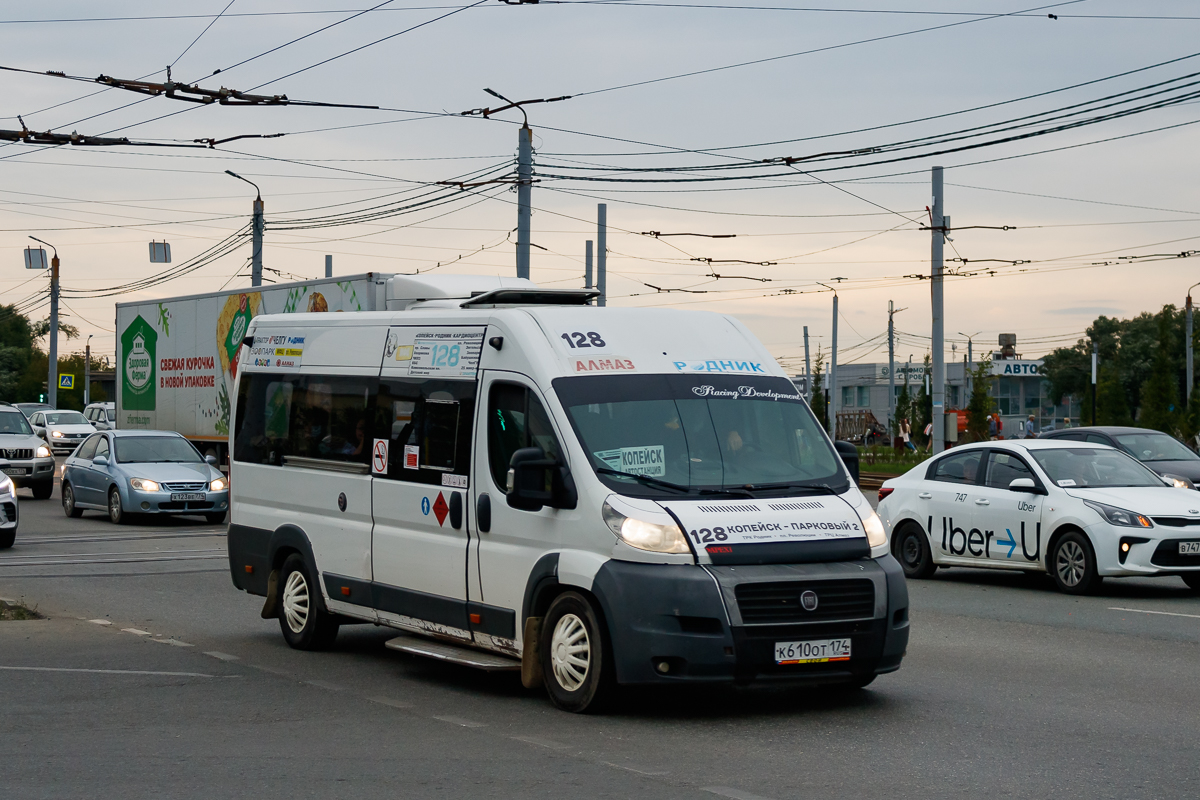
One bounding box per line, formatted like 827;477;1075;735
878;440;1200;595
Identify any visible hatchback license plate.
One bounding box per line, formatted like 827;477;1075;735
2;468;26;476
1179;541;1200;555
775;638;852;665
171;493;206;502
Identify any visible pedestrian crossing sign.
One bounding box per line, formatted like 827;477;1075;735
58;374;74;389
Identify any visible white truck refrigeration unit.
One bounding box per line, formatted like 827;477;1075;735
114;274;394;464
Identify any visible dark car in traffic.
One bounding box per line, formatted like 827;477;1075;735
1040;426;1200;487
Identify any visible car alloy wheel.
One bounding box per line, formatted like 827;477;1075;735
549;612;591;692
1056;540;1087;587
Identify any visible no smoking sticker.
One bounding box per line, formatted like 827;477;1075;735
371;439;389;475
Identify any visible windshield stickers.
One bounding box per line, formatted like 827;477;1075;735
247;334;305;371
594;445;665;477
674;360;765;374
661;500;865;548
1057;479;1077;487
692;385;802;401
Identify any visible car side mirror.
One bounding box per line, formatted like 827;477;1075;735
1008;477;1045;495
205;455;219;466
92;455;109;467
834;440;860;484
505;447;578;512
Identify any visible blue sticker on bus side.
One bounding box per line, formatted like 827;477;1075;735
421;497;431;516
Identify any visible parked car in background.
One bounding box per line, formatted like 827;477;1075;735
0;403;56;499
29;409;95;455
13;402;53;420
61;430;229;525
0;465;17;548
83;402;116;431
1041;426;1200;488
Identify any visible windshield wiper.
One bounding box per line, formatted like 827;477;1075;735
736;481;839;495
595;467;691;494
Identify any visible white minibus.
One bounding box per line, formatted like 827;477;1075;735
227;275;908;712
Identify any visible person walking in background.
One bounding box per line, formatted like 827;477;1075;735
1025;414;1036;438
900;418;915;452
996;415;1004;439
1064;417;1073;429
923;421;933;452
988;413;998;440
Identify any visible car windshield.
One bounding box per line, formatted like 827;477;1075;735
1114;432;1199;462
0;412;32;435
106;408;116;422
45;411;88;425
553;374;845;497
1031;447;1165;489
114;437;203;464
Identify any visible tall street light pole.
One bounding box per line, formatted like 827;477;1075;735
85;334;93;406
958;330;981;403
930;166;946;454
29;236;60;407
1188;282;1200;404
818;282;839;436
226;170;264;287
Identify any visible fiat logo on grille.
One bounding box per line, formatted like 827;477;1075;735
800;590;819;611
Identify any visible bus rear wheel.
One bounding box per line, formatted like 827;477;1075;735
538;592;615;713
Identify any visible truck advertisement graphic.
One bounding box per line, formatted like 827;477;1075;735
116;275;385;454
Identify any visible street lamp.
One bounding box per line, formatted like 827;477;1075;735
226;170;264;287
28;236;61;408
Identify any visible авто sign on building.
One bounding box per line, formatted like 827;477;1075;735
121;315;157;411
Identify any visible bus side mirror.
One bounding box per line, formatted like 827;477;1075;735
506;447;578;512
834;440;860;484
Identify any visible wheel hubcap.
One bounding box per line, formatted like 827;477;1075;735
549;613;590;691
109;493;120;519
64;488;72;511
1057;541;1086;586
282;570;310;634
902;534;921;567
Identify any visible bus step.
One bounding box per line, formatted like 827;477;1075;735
384;634;521;672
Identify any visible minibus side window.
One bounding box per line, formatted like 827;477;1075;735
233;373;374;466
488;383;562;492
373;378;475;485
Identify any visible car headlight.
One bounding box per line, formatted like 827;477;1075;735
51;430;63;438
130;478;160;492
36;445;52;458
210;478;227;492
861;508;888;548
602;499;690;554
1162;473;1195;490
1084;500;1153;528
0;475;13;495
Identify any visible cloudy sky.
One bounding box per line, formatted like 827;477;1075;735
3;0;1199;372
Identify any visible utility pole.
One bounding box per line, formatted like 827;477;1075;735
1091;341;1098;426
888;301;896;436
29;236;60;408
803;325;811;404
516;125;533;279
585;240;593;294
226;170;264;287
930;166;946;454
85;334;93;406
829;291;839;435
597;204;607;307
1188;283;1199;403
325;254;333;279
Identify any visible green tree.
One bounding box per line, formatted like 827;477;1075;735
965;356;994;442
1096;362;1133;426
810;346;827;433
1139;307;1182;433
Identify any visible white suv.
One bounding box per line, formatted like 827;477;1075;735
0;405;56;500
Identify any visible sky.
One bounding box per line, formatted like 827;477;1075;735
3;0;1200;374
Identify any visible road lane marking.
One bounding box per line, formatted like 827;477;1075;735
19;532;224;545
703;787;776;800
1110;606;1200;620
511;734;569;750
433;715;486;728
150;638;194;647
204;651;239;661
0;666;213;678
600;762;670;776
307;679;346;692
88;619;112;626
0;548;225;560
121;628;151;635
0;554;226;567
367;696;411;709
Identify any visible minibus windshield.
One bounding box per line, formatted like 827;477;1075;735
553;374;845;497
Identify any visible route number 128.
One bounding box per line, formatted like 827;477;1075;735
561;332;606;348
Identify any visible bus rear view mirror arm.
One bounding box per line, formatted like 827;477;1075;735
506;447;578;512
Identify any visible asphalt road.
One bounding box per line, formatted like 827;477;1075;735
3;474;1200;799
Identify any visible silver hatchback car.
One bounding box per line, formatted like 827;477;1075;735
61;430;229;524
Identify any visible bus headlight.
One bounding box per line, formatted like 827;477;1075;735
861;509;888;548
602;500;690;554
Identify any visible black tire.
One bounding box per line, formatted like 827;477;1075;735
204;510;227;525
1182;573;1200;593
892;522;937;579
1050;531;1103;595
278;553;340;650
30;480;54;500
107;487;127;525
62;483;83;518
538;591;616;713
0;529;13;549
